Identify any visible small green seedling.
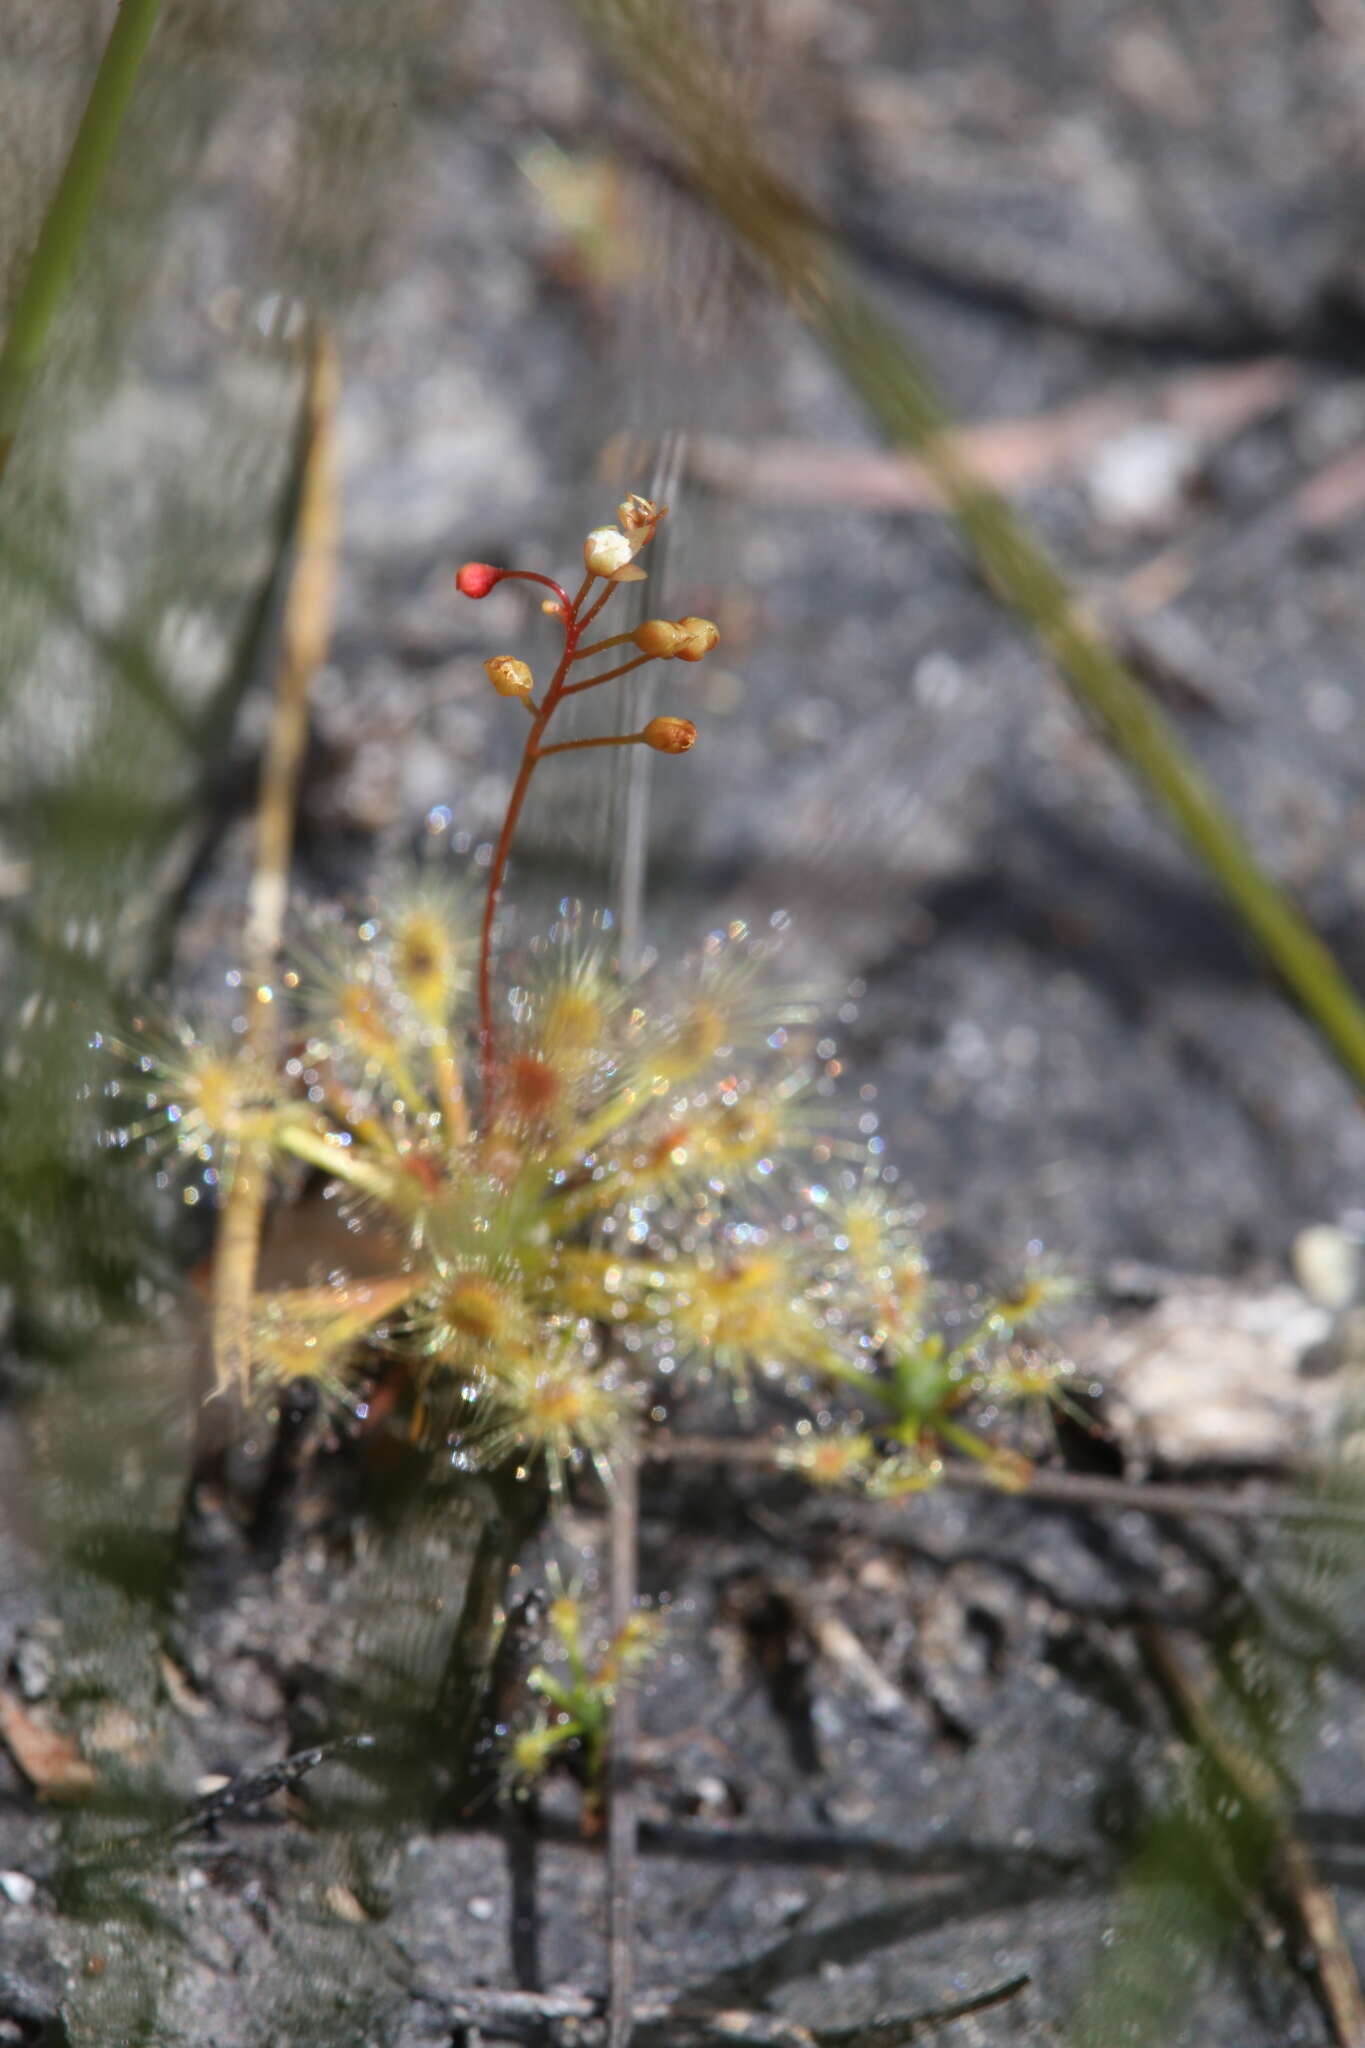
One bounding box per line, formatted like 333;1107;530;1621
507;1588;662;1823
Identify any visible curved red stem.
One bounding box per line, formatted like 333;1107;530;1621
477;582;595;1107
501;568;572;610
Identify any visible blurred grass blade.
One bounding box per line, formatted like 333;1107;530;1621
212;328;340;1400
576;0;1365;1097
1066;1466;1365;2045
0;0;164;483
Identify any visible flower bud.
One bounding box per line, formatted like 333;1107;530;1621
484;655;534;701
674;616;719;663
642;715;697;755
632;619;682;659
584;526;634;577
456;562;504;599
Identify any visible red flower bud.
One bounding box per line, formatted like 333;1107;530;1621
456;561;505;599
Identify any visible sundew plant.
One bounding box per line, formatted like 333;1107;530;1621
105;497;1071;1515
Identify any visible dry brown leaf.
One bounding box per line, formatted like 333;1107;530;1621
0;1688;96;1799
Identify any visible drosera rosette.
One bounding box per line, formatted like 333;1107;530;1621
102;491;1080;1525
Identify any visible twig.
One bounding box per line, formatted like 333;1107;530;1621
210;330;338;1400
608;1449;641;2048
430;1985;805;2042
646;1432;1365;1528
685;361;1292;514
68;1732;377;1876
1279;1835;1365;2048
934;1462;1365;1529
1141;1625;1365;2048
0;0;165;483
817;1970;1030;2043
426;1973;1029;2046
165;1731;376;1843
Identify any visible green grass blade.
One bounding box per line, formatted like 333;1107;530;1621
576;0;1365;1095
0;0;165;482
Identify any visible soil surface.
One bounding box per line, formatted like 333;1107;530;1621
6;3;1365;2043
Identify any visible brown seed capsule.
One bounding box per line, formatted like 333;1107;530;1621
618;493;665;536
484;655;534;701
673;616;720;663
642;715;697;755
632;619;683;659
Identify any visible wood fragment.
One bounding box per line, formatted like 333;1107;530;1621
782;1591;910;1723
324;1881;370;1924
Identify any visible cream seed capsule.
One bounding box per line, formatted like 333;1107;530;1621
632;619;683;658
484;655;534;701
642;715;697;754
583;526;634;577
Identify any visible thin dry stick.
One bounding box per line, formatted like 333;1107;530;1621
647;1433;1365;1530
1141;1624;1365;2048
424;1974;1028;2044
607;1447;641;2048
210;330;339;1399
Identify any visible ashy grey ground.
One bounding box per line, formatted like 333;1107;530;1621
6;1;1365;2043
